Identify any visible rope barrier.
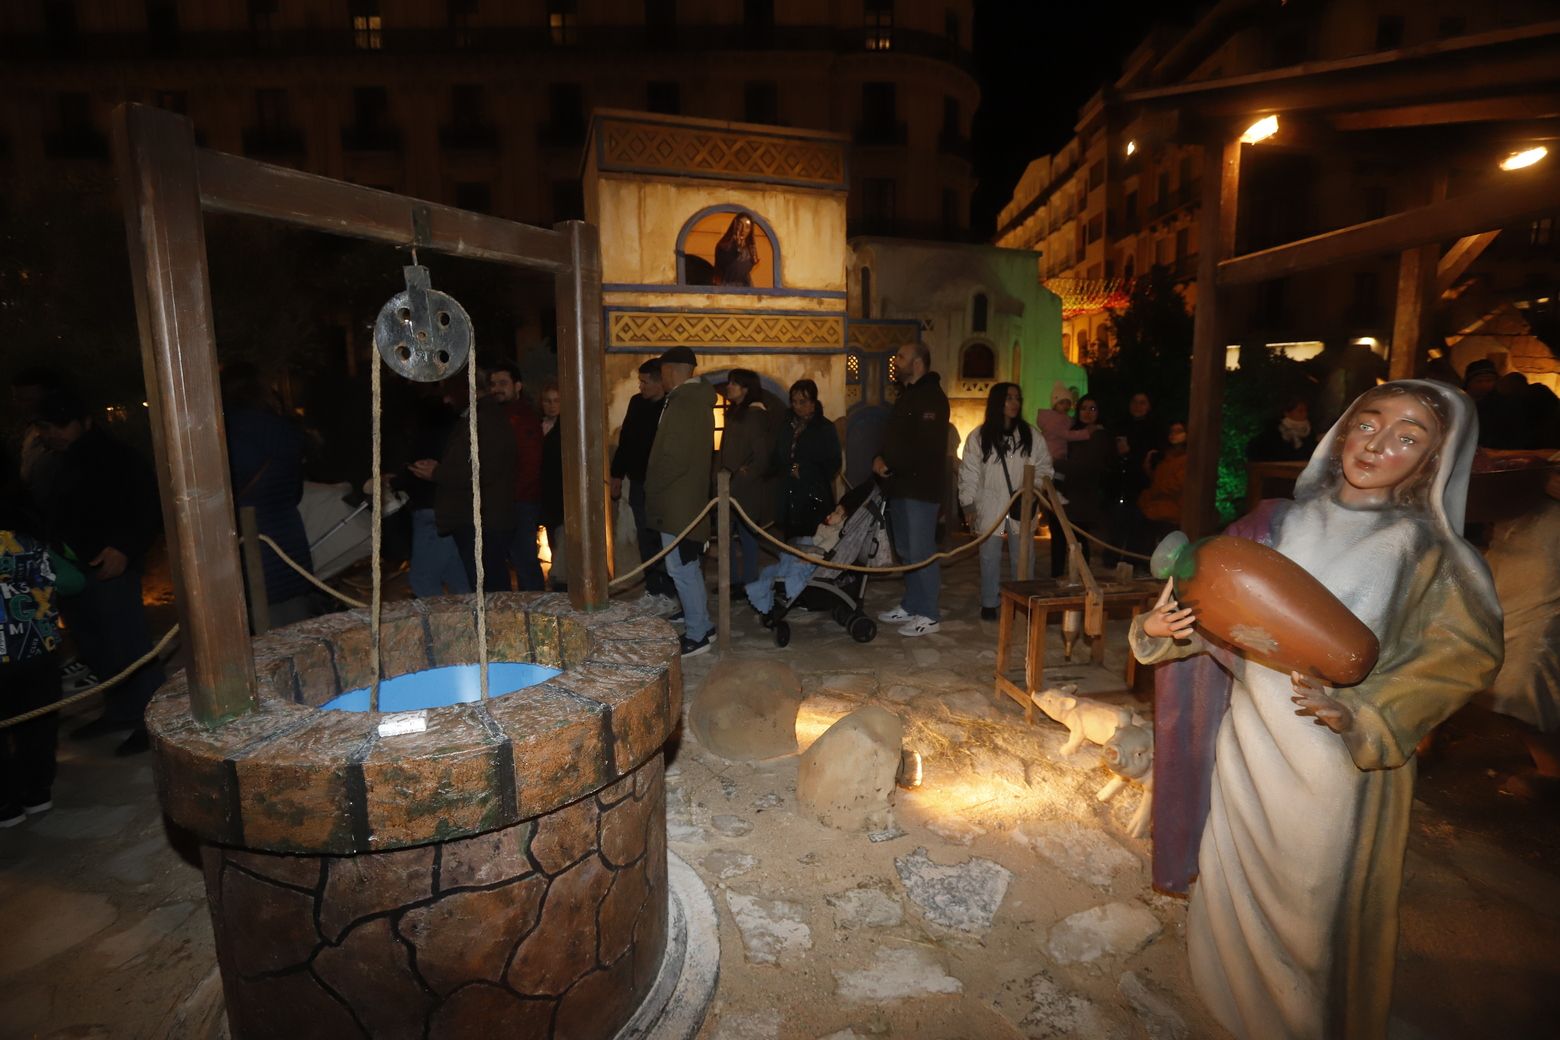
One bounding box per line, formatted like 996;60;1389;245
369;345;384;710
606;498;719;589
257;534;368;608
466;352;490;700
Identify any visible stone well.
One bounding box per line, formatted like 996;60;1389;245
146;593;682;1040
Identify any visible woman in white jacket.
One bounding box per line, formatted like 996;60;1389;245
959;383;1054;620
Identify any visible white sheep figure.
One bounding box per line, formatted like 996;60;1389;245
1030;685;1154;838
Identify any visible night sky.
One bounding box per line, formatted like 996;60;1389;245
970;0;1209;237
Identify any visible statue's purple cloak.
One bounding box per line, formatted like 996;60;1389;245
1149;499;1287;895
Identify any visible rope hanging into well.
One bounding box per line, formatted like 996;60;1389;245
368;339;384;710
466;346;490;700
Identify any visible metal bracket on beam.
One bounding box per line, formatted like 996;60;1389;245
411;205;432;250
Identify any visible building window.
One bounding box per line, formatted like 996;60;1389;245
744;0;774;43
146;0;179;41
250;0;279;43
541;83;585;146
960;342;995;380
971;293;989;333
548;0;578;46
351;2;382;50
1123;190;1138;229
45;1;78;49
860;266;872;319
1155;236;1172;266
448;0;478;46
858;83;900;144
865;0;894;51
846;353;861;384
1087;215;1103;244
456;182;492;214
862;178;896;233
1074;330;1088;362
1088;160;1105;191
1530;217;1553;247
646;0;676;33
551;179;584;222
647;82;680;115
945;9;959;47
444;84;495;150
343;87;397;151
1375;15;1404;50
743;82;779;125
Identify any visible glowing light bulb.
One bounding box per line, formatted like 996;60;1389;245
1500;145;1548;171
1240;115;1279;145
1125;140;1137;157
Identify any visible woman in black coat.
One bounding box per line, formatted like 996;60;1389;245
772;380;841;541
1049;394;1113;577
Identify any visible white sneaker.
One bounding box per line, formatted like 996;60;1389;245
877;605;914;624
898;616;941;637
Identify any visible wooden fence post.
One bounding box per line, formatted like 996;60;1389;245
238;507;270;636
1016;463;1036;580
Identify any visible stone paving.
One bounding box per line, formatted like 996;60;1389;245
1;552;1558;1038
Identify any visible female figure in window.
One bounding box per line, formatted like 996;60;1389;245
713;212;760;287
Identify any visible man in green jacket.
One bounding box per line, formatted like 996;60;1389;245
644;346;717;656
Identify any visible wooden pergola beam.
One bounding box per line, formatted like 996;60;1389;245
1437;231;1502;293
196;150;575;273
1329;93;1560;132
1216;166;1560;287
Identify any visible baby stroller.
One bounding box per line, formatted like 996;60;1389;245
768;484;889;647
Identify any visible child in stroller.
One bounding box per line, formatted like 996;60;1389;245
746;481;887;647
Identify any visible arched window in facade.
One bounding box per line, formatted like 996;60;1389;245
860;266;872;318
676;206;778;287
1074;329;1088;360
960;341;996;379
971;292;989;333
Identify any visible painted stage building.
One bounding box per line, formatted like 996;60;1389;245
584;109;1072;478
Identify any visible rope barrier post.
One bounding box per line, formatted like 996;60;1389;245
238;507;270;636
716;470;732;653
1017;464;1036;581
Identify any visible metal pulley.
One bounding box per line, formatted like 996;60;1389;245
372;265;473;382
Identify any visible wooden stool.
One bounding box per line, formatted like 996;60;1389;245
993;578;1160;722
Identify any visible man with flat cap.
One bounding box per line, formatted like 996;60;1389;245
644;346;718;656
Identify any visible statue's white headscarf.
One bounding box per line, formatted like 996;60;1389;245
1292;379;1498;618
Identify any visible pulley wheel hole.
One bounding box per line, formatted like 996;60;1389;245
396;345;412;362
437;311;451;328
416;330;428;341
397;307;412;323
436;350;451;364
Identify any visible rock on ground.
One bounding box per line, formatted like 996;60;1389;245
894;847;1012;936
1012;820;1141;889
826;884;904;931
690;658;805;761
1046;901;1163;964
1118;971;1189;1040
796;706;904;831
711;814;754;837
702;850;759;880
724;891;813;965
833;946;963;1003
1020;971;1130;1040
925;815;986;846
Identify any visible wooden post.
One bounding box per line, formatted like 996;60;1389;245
553;219;608;610
1185;135;1243;539
1016;463;1035;580
1390;174;1447;382
238;507;270;637
716;470;731;653
113;103;257;726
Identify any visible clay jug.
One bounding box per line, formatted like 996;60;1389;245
1151;532;1380;686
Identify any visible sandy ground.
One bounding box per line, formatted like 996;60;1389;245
1;545;1556;1039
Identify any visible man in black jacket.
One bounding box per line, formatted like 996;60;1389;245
872;342;950;637
609;360;675;607
33;390;165;755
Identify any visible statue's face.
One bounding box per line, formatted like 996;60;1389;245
1340;394;1439;494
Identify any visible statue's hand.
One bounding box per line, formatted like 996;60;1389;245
1143;579;1196;640
1290;672;1354;733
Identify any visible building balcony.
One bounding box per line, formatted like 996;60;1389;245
1177;180;1201;207
439;123;500;152
937;130;971;160
340;126;402;153
43;129;108;160
854;121;908;147
242;127;306;159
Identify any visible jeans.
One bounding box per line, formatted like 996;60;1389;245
735;520;762;586
509;501;545;591
661;531;711;642
744;537;815;614
453;526;515;593
409;508;471;598
1;654;60;805
61;566;165;724
979;519;1028;609
887;497;941;623
629;481;674;597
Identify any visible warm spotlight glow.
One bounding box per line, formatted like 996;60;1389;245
795;705;848;751
1500;145;1548;171
1240;115;1279;144
1125;140;1137;157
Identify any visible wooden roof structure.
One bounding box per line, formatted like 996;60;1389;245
1108;19;1560;535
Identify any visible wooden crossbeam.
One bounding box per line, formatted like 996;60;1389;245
1216;166;1560;287
1330;93;1560;131
196;150;575;273
1437;231;1502;293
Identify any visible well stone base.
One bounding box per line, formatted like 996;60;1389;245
204;754;668;1040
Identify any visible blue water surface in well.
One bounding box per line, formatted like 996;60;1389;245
320;662;562;712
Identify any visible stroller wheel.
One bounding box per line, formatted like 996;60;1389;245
849;616;877;643
774;621;791;648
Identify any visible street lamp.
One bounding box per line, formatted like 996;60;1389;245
1125;140;1137;157
1500;145;1548;171
1239;115;1279;145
